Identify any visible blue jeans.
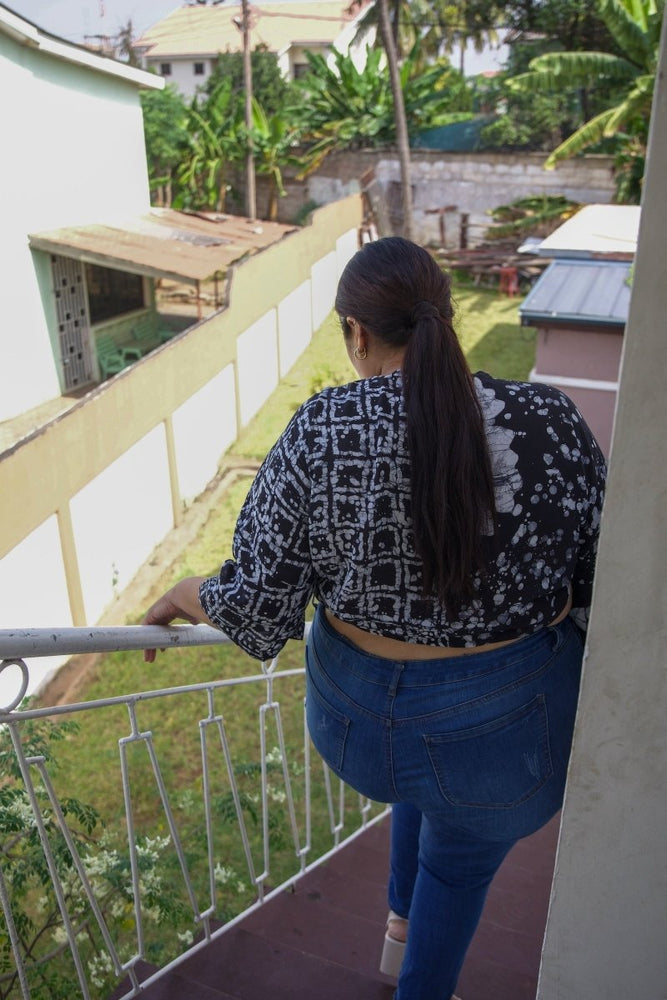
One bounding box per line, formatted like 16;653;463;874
305;604;584;1000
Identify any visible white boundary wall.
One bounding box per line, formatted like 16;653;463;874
0;217;359;704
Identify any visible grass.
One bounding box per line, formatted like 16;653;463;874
11;283;536;997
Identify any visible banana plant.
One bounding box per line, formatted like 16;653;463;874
175;80;244;211
507;0;665;171
288;45;475;175
248;99;303;220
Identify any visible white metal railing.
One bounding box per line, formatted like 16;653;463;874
0;625;389;1000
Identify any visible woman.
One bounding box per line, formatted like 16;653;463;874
144;237;606;1000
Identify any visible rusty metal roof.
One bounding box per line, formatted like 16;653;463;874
28;209;297;284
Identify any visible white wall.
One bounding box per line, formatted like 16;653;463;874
0;219;362;705
147;57;212;100
0;517;73;707
311;251;338;330
277;280;312;377
0;31;153;422
172;365;238;502
237;311;280;426
70;426;173;624
537;15;667;998
336;228;360;277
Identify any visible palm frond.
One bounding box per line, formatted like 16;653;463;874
544;107;619;167
598;0;654;66
526;49;637;84
602;78;655;131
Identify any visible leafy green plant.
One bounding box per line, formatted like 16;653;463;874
485;195;582;240
0;716;186;999
248;99;303;220
506;0;664;185
174;79;244;212
288;46;474;173
140;84;189;207
205;45;289;118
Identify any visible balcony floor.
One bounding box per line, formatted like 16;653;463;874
111;814;559;1000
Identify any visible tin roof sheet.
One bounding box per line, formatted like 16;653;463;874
135;1;367;58
28;209;297;283
519;259;632;328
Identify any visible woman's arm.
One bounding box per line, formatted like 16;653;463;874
142;576;216;662
142;403;315;664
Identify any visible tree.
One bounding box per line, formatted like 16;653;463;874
501;0;622;55
431;0;504;75
353;0;503;72
477;61;582;153
378;0;414;238
140;85;189;207
114;18;141;67
249;99;302;220
506;0;664;193
205;45;288;116
175;80;245;211
289;47;473;170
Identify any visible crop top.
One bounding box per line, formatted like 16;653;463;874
199;370;607;661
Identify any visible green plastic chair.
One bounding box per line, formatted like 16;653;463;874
96;334;131;379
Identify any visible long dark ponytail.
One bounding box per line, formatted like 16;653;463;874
335;237;496;611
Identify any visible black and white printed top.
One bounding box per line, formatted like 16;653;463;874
199;371;607;660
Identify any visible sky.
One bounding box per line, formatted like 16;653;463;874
8;0;509;73
8;0;187;43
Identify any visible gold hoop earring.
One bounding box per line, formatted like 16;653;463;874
353;345;367;361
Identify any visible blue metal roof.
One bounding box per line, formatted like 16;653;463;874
520;259;632;328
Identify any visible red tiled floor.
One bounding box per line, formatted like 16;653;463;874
111;813;559;999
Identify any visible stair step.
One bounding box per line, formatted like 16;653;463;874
169;925;394;1000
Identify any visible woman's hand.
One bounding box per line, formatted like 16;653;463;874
142;577;211;662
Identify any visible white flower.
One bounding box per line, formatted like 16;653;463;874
214;863;237;886
265;746;283;765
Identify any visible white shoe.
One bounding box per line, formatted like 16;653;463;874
379;910;407;978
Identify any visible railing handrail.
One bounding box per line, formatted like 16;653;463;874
1;619;386;1000
0;623;231;658
0;624;312;715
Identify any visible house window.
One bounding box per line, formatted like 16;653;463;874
194;61;206;76
293;63;309;80
85;264;145;324
160;62;172;76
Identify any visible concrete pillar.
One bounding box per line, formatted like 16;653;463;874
537;14;667;999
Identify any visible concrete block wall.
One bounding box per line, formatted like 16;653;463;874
253;149;616;246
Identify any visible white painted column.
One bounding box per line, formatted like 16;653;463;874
537;15;667;999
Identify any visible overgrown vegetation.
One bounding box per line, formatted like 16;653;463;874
139;0;662;216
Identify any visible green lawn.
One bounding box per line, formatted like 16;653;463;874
12;285;535;998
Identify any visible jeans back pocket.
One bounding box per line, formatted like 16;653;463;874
305;663;350;775
423;694;553;809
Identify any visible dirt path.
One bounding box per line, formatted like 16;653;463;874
37;457;260;708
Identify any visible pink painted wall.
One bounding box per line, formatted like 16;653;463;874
533;325;624;457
